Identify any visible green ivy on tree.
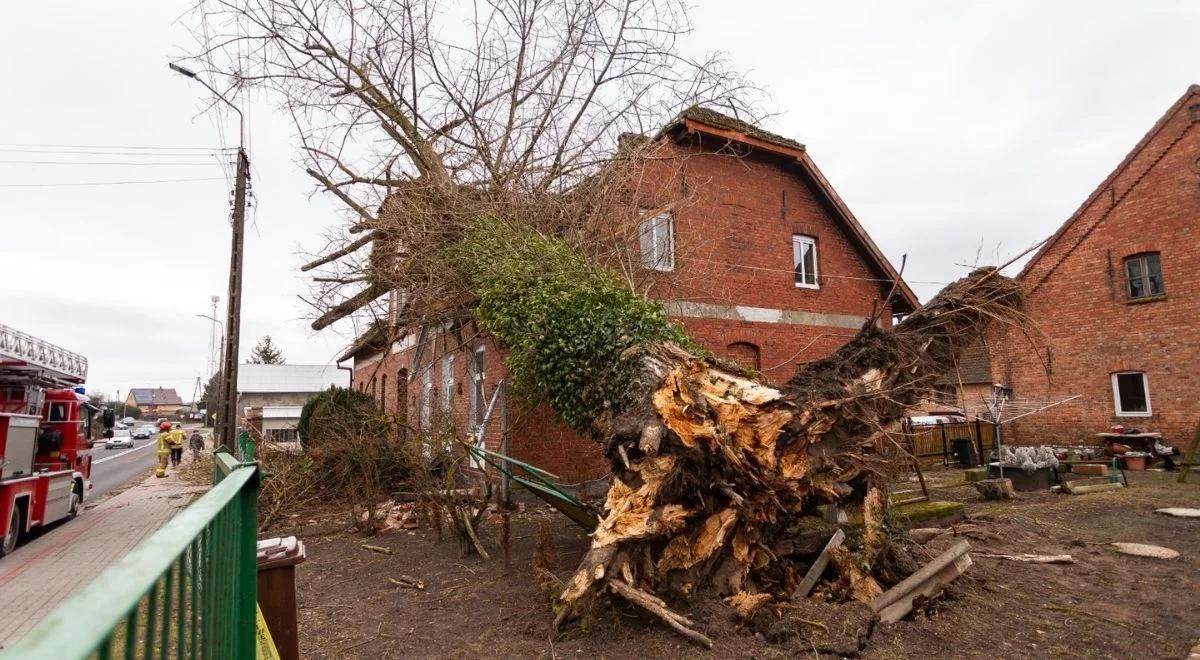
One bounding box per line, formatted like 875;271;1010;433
450;216;698;436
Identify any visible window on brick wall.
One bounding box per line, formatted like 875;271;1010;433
639;210;675;271
471;347;487;430
441;353;455;416
420;366;433;429
1111;371;1151;417
1124;253;1164;300
467;346;487;468
380;374;387;412
793;235;818;288
396;369;408;427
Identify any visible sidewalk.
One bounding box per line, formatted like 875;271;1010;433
0;452;210;648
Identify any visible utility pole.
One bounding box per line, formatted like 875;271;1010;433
218;147;249;450
171;61;249;450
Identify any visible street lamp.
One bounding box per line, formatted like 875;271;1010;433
168;63;244;147
195;313;226;431
173;61;250;449
195;313;225;378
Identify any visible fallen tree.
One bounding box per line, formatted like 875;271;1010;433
189;0;1021;643
453;218;1021;642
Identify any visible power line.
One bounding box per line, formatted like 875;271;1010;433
0;177;227;188
0;148;230;157
688;256;954;286
0;160;222;166
0;142;230;151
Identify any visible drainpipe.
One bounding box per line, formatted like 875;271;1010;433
335;358;353;385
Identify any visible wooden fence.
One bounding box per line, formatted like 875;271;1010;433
906;420;998;464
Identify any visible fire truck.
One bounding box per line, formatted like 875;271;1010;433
0;323;97;556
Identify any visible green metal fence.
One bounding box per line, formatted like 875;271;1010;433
3;450;259;659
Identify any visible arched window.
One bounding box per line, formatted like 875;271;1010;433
726;341;761;371
381;374;388;412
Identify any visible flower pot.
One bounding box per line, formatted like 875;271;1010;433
1122;455;1147;471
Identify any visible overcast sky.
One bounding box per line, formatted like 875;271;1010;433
1;1;1196;403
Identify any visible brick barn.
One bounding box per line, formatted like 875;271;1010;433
342;108;917;483
991;85;1200;446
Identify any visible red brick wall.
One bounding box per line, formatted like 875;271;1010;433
992;89;1200;446
634;136;895;323
352;135;905;481
350;328;609;483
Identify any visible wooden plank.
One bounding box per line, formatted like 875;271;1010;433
793;528;844;599
870;539;971;624
876;552;972;624
1067;482;1124;495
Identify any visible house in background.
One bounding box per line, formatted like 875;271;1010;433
343;107;917;483
126;388;184;417
915;341;997;419
237;364;350;442
992;85;1200;446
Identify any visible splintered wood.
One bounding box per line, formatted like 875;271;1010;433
554;269;1020;646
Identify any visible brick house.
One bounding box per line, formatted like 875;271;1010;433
913;340;996;419
990;85;1200;446
342;108;917;483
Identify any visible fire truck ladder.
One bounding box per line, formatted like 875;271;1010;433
0;323;88;387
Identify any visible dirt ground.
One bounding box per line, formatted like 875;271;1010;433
280;468;1200;659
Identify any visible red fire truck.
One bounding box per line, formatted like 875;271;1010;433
0;323;96;556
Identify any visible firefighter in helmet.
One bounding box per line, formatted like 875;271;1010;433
168;422;186;467
155;421;172;478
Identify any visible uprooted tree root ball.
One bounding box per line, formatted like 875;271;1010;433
454;219;1023;646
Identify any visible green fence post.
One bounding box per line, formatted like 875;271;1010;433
237;461;259;657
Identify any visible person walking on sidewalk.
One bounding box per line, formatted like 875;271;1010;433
188;430;205;461
168;422;185;467
155;421;172;478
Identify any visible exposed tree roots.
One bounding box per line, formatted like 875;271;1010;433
555;268;1021;644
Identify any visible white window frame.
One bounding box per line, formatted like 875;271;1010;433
468;346;486;432
441;353;455;414
467;346;487;468
792;234;819;289
420;365;434;429
639;210;675;272
1111;371;1152;417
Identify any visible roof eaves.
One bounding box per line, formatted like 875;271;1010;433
337;323;400;363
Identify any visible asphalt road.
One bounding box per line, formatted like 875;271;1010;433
86;433;160;502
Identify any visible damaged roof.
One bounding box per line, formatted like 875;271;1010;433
669;106;806;152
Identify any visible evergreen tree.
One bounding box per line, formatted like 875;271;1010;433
249;335;286;365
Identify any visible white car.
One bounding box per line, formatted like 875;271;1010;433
132;425;154;440
105;429;134;449
122;417;136;426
